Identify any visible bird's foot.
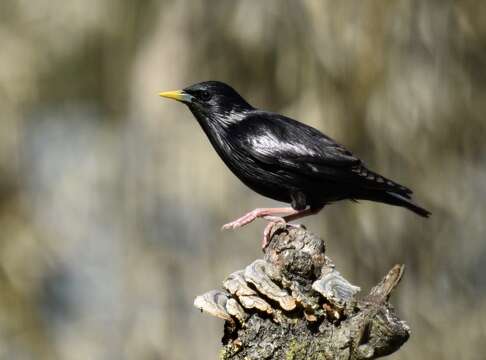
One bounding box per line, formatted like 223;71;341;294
221;209;261;230
262;216;287;249
261;219;307;248
221;207;296;231
221;207;307;248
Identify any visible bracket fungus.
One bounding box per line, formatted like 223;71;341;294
223;270;273;315
194;226;410;359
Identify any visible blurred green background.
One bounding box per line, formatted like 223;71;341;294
1;0;485;359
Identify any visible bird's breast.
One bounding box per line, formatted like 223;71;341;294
214;136;293;202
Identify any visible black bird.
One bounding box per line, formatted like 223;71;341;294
160;81;430;247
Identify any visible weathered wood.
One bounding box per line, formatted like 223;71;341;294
194;225;410;359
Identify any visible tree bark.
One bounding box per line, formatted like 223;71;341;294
194;225;410;359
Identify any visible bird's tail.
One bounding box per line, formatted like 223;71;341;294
383;191;431;218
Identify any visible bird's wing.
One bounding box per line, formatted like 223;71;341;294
232;112;411;194
235;112;359;167
233;112;359;170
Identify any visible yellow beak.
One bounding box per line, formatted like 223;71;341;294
159;90;192;103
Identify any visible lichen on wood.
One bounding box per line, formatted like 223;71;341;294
194;224;410;359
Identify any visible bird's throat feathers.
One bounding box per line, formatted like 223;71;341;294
189;105;251;130
187;105;251;161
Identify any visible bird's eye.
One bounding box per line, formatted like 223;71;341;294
200;90;212;101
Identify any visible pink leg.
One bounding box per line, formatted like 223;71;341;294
284;206;323;222
221;207;297;230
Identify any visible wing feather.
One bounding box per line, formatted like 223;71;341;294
231;112;411;194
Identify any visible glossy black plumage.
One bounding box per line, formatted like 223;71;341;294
161;81;430;218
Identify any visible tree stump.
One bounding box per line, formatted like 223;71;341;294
194;225;410;359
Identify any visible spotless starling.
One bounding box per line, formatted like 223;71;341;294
160;81;430;247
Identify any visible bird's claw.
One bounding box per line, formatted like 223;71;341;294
262;220;307;248
262;217;287;249
221;208;307;249
221;221;241;231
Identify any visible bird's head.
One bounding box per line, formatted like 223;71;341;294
159;81;253;125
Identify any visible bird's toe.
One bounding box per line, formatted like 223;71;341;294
221;222;238;231
262;215;286;224
261;221;280;249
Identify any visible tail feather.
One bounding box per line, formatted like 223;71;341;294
352;166;412;196
384;191;431;218
350;165;430;217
